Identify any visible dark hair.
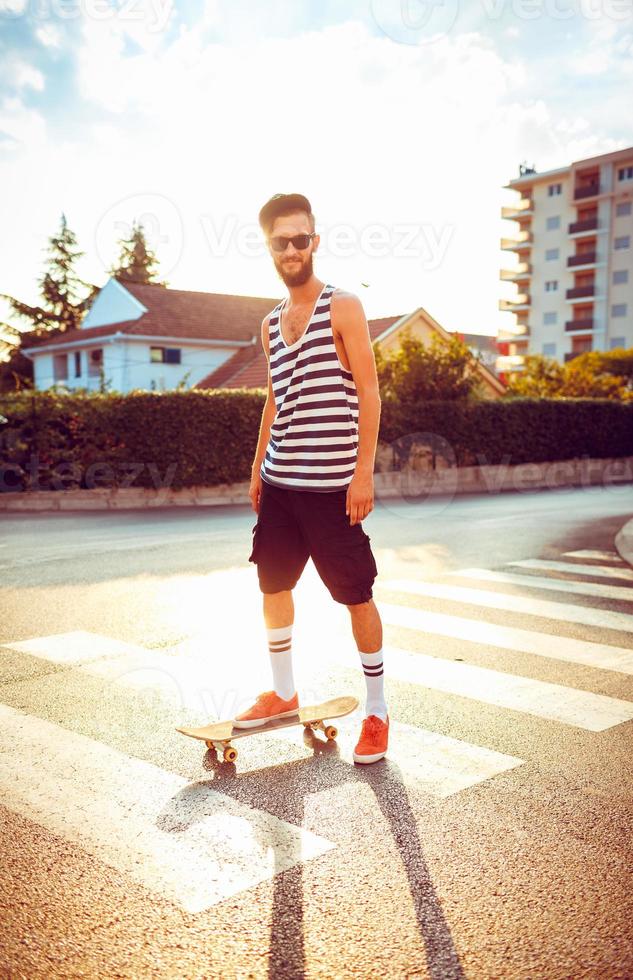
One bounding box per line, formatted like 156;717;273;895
258;193;315;237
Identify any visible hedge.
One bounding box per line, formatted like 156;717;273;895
0;389;632;492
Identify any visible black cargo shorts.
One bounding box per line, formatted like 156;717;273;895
248;478;378;605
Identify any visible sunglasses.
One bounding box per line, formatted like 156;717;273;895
269;233;316;252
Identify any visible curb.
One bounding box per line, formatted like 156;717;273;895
615;517;633;569
1;455;633;513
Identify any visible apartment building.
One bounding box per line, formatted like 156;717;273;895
497;145;633;379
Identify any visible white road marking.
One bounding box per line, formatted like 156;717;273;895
0;703;335;913
4;631;270;717
447;568;633;603
264;716;524;797
509;559;633;582
379;579;633;635
562;550;623;562
6;631;526;799
6;631;150;665
380;645;633;732
379;602;633;677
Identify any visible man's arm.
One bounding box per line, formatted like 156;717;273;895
330;290;382;526
249;314;277;512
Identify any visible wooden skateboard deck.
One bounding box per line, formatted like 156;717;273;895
176;695;359;763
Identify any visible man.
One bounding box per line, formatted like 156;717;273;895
234;192;388;764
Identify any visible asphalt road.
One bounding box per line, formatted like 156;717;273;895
1;483;633;980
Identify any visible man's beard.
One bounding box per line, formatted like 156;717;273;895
275;251;314;287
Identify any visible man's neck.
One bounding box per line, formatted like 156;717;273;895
285;276;325;308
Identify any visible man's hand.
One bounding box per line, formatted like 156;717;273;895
346;470;374;525
249;472;262;513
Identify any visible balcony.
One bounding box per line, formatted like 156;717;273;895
500;231;533;251
499;293;530;312
500;262;532;281
496;354;525;371
501;198;534;220
567;251;597;268
569;217;598;234
498;324;530;341
565;318;594;332
574;181;600;200
566;284;595;300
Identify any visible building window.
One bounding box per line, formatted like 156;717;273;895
74;351;81;377
611;304;627;317
150;346;181;364
617;166;633;181
88;348;103;377
548;183;562;196
614;235;630;250
545;280;558;291
543;312;558;325
53;353;68;381
546;215;561;230
616;201;632;216
610;337;625;349
545;248;559;260
613;269;629;285
542;343;557;356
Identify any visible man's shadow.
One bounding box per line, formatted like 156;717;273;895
161;729;465;980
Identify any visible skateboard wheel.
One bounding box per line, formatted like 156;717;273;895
303;723;312;730
205;740;215;751
223;746;238;763
325;725;338;741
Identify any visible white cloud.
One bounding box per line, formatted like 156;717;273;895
35;23;63;48
1;14;630;337
0;95;47;146
1;56;46;92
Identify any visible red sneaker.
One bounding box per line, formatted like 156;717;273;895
233;690;299;729
353;714;389;764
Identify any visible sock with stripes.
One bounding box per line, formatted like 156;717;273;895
267;625;296;701
358;648;388;722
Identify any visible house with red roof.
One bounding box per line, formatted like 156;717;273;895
21;276;279;393
21;277;504;398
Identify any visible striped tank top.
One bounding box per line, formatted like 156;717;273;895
260;282;359;492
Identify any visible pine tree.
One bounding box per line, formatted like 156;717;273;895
109;219;166;286
1;213;92;336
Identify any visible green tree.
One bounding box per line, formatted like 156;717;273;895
0;213;95;391
1;213;92;335
110;219;166;285
507;350;633;401
374;326;482;404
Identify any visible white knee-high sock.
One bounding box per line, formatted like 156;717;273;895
358;648;388;721
267;625;296;701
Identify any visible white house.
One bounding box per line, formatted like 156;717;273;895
21;276;281;393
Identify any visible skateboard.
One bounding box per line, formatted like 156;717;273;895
176;695;359;763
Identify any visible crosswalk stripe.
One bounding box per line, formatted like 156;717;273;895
379;579;633;635
509;559;633;582
4;631;283;720
6;631;526;798
340;721;523;797
264;718;524;797
380;644;633;731
379;602;633;677
0;703;335;913
6;631;150;665
562;550;623;562
446;568;633;603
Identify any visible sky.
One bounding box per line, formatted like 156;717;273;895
1;0;632;339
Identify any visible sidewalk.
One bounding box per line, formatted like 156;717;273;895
1;454;632;513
